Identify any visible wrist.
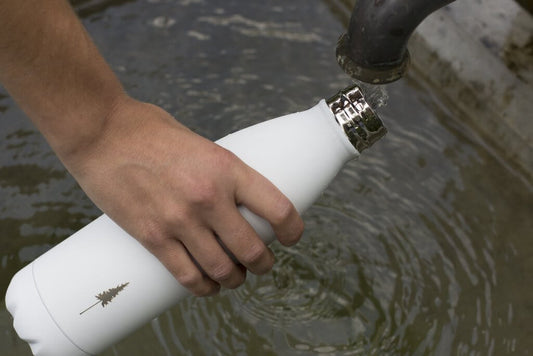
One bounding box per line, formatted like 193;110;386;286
57;92;133;175
60;96;187;182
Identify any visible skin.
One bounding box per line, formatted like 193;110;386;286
0;0;304;296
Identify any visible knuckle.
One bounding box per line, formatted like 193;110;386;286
209;261;234;282
138;221;168;250
216;148;238;169
188;179;219;208
270;196;295;226
167;206;191;230
210;261;246;289
283;218;305;246
176;269;207;293
174;266;221;296
241;243;269;270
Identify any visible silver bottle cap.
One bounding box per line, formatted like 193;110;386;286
326;84;387;152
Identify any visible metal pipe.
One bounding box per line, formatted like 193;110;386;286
337;0;455;84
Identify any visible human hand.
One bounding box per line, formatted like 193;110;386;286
64;97;304;296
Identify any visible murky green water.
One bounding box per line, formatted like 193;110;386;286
1;1;532;355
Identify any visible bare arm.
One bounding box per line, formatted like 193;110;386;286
0;0;304;296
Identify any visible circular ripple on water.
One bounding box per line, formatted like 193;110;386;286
159;201;495;355
229;201;493;354
231;235;354;325
227;204;431;353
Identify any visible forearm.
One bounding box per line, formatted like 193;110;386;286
0;0;125;164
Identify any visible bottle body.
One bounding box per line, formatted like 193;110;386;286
6;100;360;356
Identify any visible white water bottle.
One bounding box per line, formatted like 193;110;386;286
5;84;386;356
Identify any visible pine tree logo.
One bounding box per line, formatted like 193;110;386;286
80;282;130;315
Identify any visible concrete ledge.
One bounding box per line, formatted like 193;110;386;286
409;0;533;179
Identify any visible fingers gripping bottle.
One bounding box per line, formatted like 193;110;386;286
5;84;387;356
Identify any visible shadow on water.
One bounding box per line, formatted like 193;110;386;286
71;0;137;18
1;1;531;355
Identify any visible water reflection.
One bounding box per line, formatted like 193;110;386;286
0;164;65;194
1;0;531;355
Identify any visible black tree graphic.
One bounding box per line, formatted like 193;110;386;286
80;282;129;315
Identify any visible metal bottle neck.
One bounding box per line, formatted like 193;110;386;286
326;84;387;152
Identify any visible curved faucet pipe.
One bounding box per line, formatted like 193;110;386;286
337;0;456;84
